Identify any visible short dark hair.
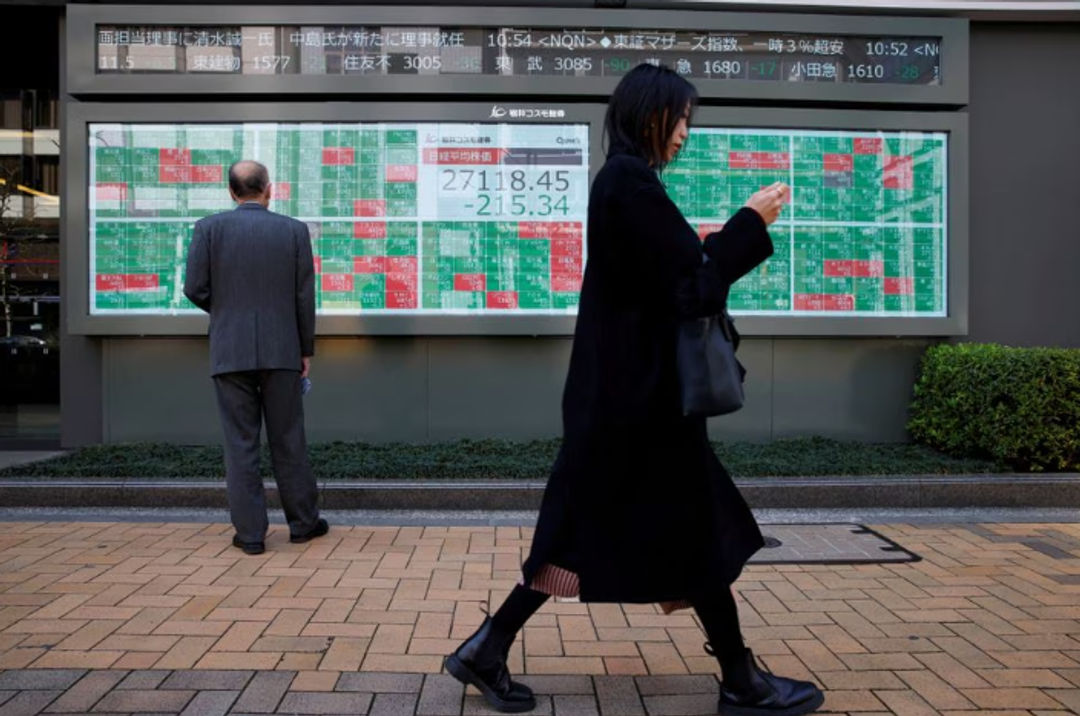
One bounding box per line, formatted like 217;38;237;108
604;63;698;169
228;160;270;198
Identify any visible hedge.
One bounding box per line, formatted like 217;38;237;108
0;437;1000;479
908;343;1080;471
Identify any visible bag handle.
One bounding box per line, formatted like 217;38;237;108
702;255;736;343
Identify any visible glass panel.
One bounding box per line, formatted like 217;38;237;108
0;89;60;443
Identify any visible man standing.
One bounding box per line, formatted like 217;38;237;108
184;160;327;555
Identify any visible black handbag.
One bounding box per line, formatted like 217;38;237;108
676;308;745;417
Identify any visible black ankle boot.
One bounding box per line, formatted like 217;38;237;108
445;617;536;713
707;644;824;716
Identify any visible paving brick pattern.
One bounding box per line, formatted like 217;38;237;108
0;521;1077;714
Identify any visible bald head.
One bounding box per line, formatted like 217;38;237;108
228;160;270;202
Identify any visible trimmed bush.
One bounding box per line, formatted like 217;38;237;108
908;343;1080;471
0;437;1000;479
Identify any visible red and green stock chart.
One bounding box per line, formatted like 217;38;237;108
665;128;947;315
88;122;589;315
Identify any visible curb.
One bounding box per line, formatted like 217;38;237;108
0;474;1079;509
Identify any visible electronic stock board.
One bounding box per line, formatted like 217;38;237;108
87;120;947;319
66;6;968;335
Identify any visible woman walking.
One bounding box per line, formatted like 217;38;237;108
445;63;824;716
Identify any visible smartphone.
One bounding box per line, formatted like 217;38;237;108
301;376;312;395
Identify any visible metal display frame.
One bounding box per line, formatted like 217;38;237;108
66;4;969;106
66;101;967;337
65;101;606;336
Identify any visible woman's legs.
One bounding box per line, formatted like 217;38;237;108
693;586;824;715
690;587;745;666
492;584;550;636
445;584;550;713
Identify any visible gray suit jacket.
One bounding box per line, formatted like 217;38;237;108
184;202;315;376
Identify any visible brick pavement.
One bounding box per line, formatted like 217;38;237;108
0;521;1078;714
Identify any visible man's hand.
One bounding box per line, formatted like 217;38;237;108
743;181;790;226
301;357;311;378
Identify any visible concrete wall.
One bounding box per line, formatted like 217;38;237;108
97;336;928;444
966;23;1080;348
65;21;1080;446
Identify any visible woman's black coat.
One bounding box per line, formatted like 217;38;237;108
522;150;774;603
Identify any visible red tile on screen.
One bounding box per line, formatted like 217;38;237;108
423;148;500;165
386;164;418;182
884;277;914;295
454;273;486;292
517;222;552;239
550;238;582;257
353;221;387;239
729;151;790;170
550;255;583;275
823;153;854;172
353;199;387;217
191;165;222;183
824;260;853;277
95;274;125;291
386;291;417;309
322;147;355;165
159;165;192;183
321;274;354;292
96;273;159;292
854;260;885;278
95;183;127;202
486;291;519;309
386;273;417;292
159;148;191;165
794;293;825;311
883;156;914;189
551;274;582;293
551;222;583;239
854;138;883;155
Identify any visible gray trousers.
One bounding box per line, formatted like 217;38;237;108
213;369;319;542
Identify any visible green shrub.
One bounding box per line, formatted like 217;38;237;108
908;343;1080;471
0;437;1000;479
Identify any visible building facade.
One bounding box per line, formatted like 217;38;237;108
6;1;1079;447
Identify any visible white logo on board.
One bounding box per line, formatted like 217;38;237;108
489;105;568;120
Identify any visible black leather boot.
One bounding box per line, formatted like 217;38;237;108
708;644;824;716
445;617;536;713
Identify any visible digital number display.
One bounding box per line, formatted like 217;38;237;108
95;25;941;85
88;122;589;315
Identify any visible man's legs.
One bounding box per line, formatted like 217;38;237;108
213;371;267;543
260;369;320;536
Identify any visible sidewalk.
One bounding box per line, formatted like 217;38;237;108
0;519;1078;715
